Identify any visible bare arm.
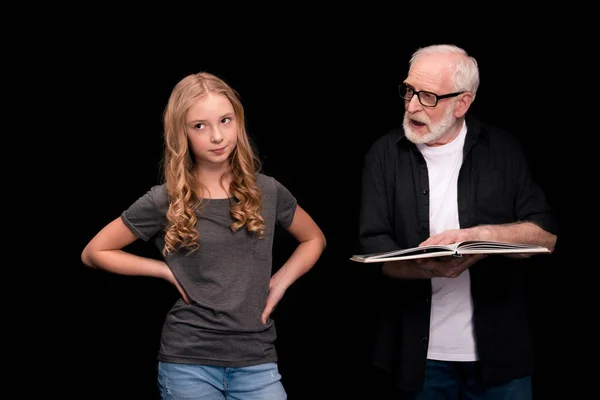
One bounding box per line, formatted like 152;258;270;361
81;217;189;302
261;205;326;323
421;221;557;252
382;221;556;280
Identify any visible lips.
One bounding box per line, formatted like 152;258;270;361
407;114;428;127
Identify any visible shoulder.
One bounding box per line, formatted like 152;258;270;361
148;182;169;202
363;127;407;165
255;172;285;192
368;127;405;151
122;182;169;225
255;172;296;201
467;116;525;152
255;172;274;186
132;183;169;209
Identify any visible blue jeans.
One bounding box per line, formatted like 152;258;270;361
157;361;287;400
404;360;532;400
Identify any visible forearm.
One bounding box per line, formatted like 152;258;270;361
470;221;557;251
83;250;169;279
271;238;325;290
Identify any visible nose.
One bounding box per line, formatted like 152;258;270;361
210;128;224;144
406;94;423;113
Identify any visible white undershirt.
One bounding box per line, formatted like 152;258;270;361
417;121;477;361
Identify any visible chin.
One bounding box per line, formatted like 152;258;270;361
403;122;430;144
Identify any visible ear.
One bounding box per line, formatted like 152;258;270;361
454;92;474;118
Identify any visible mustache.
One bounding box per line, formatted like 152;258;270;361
406;113;430;125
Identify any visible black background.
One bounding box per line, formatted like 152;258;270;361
43;27;581;399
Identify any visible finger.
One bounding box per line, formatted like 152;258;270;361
261;302;275;324
178;289;190;304
177;285;191;304
261;310;271;325
464;254;487;266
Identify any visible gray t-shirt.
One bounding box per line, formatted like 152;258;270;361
121;173;298;367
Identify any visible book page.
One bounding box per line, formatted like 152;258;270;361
350;241;549;263
351;243;460;261
457;241;549;253
350;249;457;263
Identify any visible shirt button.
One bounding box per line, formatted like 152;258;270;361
422;336;428;342
422;189;428;195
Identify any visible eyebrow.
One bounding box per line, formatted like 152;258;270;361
404;83;432;93
188;112;235;124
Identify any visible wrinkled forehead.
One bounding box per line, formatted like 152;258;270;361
407;54;457;91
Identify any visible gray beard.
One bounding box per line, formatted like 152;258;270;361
403;105;456;145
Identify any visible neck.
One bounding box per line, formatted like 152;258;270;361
194;161;229;182
194;162;230;191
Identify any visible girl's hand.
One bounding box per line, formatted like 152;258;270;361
261;277;286;324
162;263;190;304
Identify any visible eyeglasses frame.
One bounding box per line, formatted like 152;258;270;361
399;83;466;107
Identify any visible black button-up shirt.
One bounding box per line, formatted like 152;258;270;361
358;116;558;392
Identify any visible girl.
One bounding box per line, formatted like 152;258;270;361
81;72;326;399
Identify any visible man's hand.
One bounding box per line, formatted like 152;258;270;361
419;227;490;247
382;254;487;279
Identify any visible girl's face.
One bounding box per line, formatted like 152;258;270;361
186;92;238;168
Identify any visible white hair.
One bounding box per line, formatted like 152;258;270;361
410;44;480;100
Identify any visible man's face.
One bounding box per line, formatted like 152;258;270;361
402;54;461;146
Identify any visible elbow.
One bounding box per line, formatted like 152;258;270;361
538;224;558;252
316;227;327;252
80;245;95;268
320;232;327;252
309;230;327;257
548;233;558;253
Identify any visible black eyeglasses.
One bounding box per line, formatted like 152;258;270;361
398;83;465;107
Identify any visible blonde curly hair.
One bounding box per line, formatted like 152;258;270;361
161;72;265;255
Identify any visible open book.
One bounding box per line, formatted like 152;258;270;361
350;240;550;263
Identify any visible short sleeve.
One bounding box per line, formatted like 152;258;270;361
121;184;169;241
274;179;297;229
